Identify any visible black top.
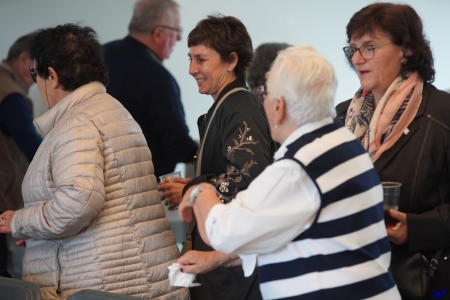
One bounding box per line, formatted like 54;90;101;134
103;36;198;178
335;83;450;254
187;79;276;300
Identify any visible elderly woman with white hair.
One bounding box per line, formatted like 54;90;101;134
177;45;400;299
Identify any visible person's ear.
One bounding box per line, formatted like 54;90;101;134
228;52;238;72
152;27;165;43
402;47;413;61
273;96;287;126
47;67;60;89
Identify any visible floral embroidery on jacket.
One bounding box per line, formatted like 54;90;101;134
210;121;259;202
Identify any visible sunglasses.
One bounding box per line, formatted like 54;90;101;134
28;67;37;83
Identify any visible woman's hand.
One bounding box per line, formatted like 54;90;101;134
158;177;192;210
177;250;240;274
386;209;408;245
0;211;15;234
178;185;196;222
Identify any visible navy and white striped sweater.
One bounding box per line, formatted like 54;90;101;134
257;121;399;300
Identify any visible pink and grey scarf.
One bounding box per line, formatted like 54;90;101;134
345;72;423;162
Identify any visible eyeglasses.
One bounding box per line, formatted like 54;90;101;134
343;43;392;62
156;25;182;35
28;67;37;83
256;85;267;102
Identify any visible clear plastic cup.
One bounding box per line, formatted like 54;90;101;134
159;171;182;183
381;182;401;229
159;171;182;210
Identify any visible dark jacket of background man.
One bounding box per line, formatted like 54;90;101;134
103;0;198;178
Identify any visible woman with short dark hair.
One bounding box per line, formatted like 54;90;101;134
336;3;450;299
0;24;188;300
160;14;275;300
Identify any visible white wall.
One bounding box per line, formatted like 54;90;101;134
1;0;449;140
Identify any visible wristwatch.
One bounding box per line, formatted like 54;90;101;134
189;185;215;206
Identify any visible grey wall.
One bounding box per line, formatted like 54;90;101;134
1;0;449;140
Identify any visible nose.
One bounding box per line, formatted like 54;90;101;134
351;49;365;65
189;60;197;76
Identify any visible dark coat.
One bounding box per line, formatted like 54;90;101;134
103;36;198;178
335;84;450;298
187;79;276;300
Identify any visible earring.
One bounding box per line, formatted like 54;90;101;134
274;125;278;128
228;69;231;72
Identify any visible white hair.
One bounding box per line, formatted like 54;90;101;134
128;0;179;34
266;45;337;127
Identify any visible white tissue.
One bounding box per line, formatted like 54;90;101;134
168;263;201;287
238;254;257;277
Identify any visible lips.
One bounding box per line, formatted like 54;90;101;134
359;70;370;76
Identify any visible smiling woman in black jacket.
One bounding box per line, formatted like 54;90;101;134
159;14;276;300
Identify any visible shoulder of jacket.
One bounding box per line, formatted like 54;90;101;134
421;84;450;128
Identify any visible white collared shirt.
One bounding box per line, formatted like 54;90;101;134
204;118;335;255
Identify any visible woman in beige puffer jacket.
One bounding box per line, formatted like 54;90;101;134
0;24;189;300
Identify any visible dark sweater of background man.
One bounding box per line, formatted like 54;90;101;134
104;36;197;178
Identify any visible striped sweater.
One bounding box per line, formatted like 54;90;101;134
257;121;400;300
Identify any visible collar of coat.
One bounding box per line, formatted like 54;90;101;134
34;81;106;136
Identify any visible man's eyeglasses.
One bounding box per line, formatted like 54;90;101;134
342;43;392;62
256;85;267;102
28;67;37;83
156;25;182;35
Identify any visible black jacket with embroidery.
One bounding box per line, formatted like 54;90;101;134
186;79;275;300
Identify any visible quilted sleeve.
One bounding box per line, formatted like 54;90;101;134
12;116;105;240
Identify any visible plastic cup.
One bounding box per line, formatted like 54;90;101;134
159;171;182;210
159;171;182;183
382;182;401;229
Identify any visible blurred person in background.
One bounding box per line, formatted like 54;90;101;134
104;0;198;179
246;42;290;102
0;24;188;300
0;31;42;278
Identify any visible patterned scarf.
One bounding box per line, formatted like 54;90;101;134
345;72;423;162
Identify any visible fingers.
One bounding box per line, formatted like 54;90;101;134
224;257;242;267
168;203;178;210
161;190;171;199
180;178;192;184
389;209;407;222
16;240;26;247
179;264;199;274
0;212;13;234
179;205;193;222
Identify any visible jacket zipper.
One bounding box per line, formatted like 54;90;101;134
56;244;62;296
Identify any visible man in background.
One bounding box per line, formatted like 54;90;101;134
104;0;198;178
0;32;42;277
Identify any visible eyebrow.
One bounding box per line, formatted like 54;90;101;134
188;53;208;58
350;39;376;47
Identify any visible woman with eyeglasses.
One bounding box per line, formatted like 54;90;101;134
159;14;276;300
335;3;450;299
0;24;189;299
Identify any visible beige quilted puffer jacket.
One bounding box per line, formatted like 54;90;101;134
10;82;189;300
